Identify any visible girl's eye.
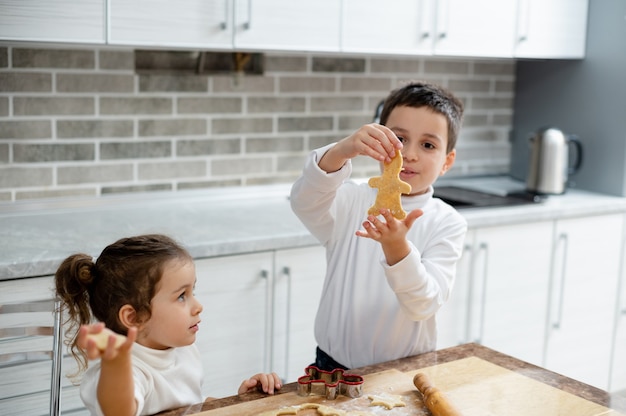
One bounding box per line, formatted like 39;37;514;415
423;142;436;150
397;136;406;143
178;292;186;302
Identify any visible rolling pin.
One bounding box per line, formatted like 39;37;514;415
413;373;463;416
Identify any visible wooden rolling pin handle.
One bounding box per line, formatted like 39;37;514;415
413;373;463;416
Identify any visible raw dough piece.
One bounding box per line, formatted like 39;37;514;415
367;150;411;219
257;406;298;416
367;393;406;410
86;327;126;351
316;404;347;416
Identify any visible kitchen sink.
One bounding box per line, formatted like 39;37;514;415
433;186;544;209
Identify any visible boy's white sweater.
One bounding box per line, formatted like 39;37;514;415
290;145;467;369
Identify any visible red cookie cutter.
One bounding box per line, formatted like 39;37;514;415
297;365;364;399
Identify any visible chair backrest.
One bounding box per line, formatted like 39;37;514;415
0;298;63;416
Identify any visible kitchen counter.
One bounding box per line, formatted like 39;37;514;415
2;175;626;280
154;343;625;415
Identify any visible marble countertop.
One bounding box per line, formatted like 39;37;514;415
154;343;624;415
2;175;626;281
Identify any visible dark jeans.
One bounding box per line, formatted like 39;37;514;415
312;346;348;372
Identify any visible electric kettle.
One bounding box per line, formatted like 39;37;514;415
526;127;583;195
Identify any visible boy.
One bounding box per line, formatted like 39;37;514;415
290;81;467;371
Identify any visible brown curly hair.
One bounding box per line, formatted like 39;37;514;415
379;81;464;153
55;234;193;375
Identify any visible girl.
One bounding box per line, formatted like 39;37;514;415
55;234;281;416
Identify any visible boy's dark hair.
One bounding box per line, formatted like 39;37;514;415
55;234;193;374
379;81;464;153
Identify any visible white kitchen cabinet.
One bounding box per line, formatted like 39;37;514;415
194;245;325;398
437;239;474;349
271;246;326;383
514;0;589;59
610;214;626;393
109;0;340;52
432;0;517;58
342;0;516;58
0;0;105;44
233;0;340;52
438;220;554;366
194;252;271;398
544;214;624;391
465;221;554;366
341;0;435;55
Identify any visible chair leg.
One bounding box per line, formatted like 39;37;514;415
50;300;63;416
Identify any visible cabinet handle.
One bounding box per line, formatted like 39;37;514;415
476;242;489;343
551;233;569;330
516;0;530;42
435;0;449;41
219;0;228;30
261;268;273;372
242;0;252;30
281;266;292;378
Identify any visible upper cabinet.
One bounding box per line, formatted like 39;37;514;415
108;0;341;53
432;0;517;58
1;0;588;59
341;0;435;55
108;0;232;49
0;0;105;44
342;0;516;58
514;0;589;58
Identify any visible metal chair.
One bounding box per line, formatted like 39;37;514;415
0;298;63;416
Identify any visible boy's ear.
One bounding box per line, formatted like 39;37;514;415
440;149;456;175
119;304;139;329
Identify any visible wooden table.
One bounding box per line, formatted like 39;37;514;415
156;343;625;415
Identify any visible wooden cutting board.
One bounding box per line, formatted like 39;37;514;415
195;357;624;416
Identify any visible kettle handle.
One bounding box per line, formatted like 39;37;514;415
567;135;583;175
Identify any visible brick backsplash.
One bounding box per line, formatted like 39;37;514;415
0;45;515;202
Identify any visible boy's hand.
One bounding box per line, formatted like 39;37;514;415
356;208;424;265
238;372;282;395
319;123;403;173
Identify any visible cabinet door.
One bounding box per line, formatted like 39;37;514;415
0;0;105;44
233;0;341;52
469;221;553;366
514;0;588;59
194;252;272;398
434;0;516;58
341;0;435;55
544;214;624;390
109;0;233;49
437;232;475;349
272;246;326;383
611;249;626;393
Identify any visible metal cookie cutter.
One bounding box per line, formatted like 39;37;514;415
297;365;364;399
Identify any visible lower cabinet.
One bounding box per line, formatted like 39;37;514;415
439;221;553;366
543;214;624;390
194;245;325;399
610;214;626;393
440;213;625;392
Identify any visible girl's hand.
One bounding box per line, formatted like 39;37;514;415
319;124;402;173
238;372;282;395
356;208;424;265
77;323;137;361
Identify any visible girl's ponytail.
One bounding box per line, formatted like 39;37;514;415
55;253;96;374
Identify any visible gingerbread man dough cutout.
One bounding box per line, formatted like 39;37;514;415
367;150;411;219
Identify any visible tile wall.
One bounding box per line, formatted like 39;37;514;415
0;45;515;202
